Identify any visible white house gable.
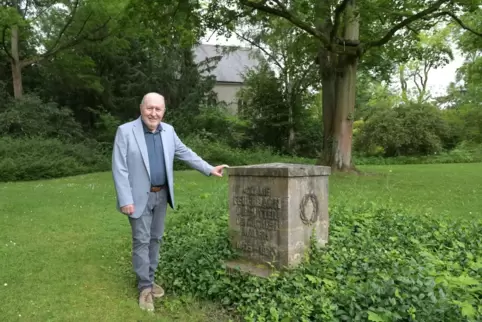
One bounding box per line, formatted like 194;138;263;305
194;44;261;114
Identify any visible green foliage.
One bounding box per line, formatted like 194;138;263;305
354;143;482;165
126;0;205;47
173;135;312;171
354;102;451;157
189;105;252;148
235;13;323;157
355;78;401;121
0;94;84;141
156;193;482;321
0;137;110;182
89;110;123;143
0;6;24;28
454;8;482;55
291;115;323;158
443;104;482;145
231;61;319;157
450;8;482;108
238;62;289;152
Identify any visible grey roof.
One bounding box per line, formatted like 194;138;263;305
194;44;262;83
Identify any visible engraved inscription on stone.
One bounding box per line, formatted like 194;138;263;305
226;163;331;276
233;186;281;263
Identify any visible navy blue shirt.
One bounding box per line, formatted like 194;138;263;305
142;121;167;186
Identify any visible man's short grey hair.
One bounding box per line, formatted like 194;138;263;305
140;92;165;107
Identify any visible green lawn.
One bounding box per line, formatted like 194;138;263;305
331;163;481;221
0;162;480;321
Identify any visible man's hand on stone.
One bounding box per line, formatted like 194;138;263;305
121;204;135;216
210;164;229;177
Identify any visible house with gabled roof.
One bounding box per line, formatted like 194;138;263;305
194;44;262;114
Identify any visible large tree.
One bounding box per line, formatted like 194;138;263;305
206;0;482;171
0;0;116;99
233;17;320;153
32;0;216;134
398;26;453;104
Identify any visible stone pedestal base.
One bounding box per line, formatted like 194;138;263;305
225;163;331;276
225;259;274;278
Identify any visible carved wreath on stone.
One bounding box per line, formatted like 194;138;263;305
299;193;319;225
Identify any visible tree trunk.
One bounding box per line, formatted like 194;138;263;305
318;48;336;166
317;0;359;172
288;107;295;153
286;82;296;153
11;25;23;99
400;65;409;103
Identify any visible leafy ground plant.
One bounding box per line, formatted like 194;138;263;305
157;198;482;321
155;163;482;321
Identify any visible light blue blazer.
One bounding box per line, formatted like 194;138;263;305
111;117;214;218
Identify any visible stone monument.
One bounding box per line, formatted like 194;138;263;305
225;163;331;277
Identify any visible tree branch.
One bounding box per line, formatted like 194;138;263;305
433;11;482;37
72;11;93;39
330;0;351;41
205;7;255;43
233;30;283;71
22;0;32;18
45;0;80;56
365;0;449;49
293;60;318;95
239;0;329;45
271;0;289;14
413;72;422;95
20;17;111;67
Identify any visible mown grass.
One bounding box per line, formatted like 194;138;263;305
0;173;236;322
332;163;481;221
0;162;480;321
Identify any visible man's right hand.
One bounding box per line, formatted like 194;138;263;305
121;204;135;216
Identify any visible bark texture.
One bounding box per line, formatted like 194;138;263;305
317;0;359;171
11;25;23;99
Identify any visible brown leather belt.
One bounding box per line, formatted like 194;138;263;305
150;185;166;192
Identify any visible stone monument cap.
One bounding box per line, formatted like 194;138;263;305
227;162;331;177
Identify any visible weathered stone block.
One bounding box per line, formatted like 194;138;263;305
225;163;330;277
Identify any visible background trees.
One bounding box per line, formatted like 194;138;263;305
204;0;482;170
0;0;481;181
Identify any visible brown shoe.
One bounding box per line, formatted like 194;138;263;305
152;283;165;298
139;287;154;311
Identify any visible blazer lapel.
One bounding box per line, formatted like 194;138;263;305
133;117;151;178
159;125;170;167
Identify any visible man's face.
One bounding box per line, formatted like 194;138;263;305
140;98;166;131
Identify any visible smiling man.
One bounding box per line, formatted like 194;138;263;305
111;92;228;311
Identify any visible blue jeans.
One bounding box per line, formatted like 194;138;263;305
128;189;168;292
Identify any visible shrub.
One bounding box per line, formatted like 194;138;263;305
354;142;482;165
174;135;313;171
0;137;110;182
156;195;482;321
292;116;324;159
443;104;482;146
189;105;253;148
354;103;450;157
0;94;84;141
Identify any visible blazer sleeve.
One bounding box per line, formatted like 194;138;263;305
172;129;214;176
112;127;134;207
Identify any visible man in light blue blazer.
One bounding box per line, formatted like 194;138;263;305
112;92;228;311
